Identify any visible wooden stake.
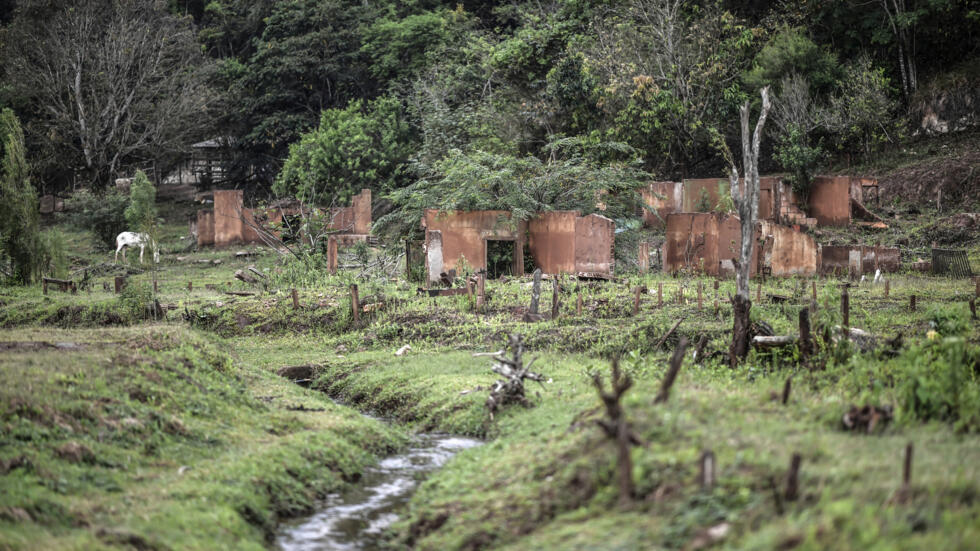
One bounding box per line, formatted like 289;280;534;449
799;307;811;363
576;293;583;316
153;280;158;294
697;282;703;311
811;281;817;303
785;453;802;501
114;276;126;293
841;286;850;329
658;282;663;308
43;279;48;294
552;277;560;319
188;281;192;292
350;284;360;324
781;376;792;405
291;288;299;310
477;273;485;312
885;279;890;298
654;337;689;404
678;285;684;305
699;450;716;490
910;294;916;312
903;442;913;488
633;286;642;316
714;279;719;300
327;236;338;274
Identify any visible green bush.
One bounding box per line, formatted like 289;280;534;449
0;107;44;283
124;170;158;234
117;281;154;321
39;229;69;279
67;189;129;250
897;339;980;432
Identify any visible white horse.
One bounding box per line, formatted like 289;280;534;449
115;232;159;264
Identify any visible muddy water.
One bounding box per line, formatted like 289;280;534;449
276;433;481;550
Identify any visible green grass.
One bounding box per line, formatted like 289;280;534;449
0;325;404;550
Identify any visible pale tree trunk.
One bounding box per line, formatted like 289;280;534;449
729;86;772;365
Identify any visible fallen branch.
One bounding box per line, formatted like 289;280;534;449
474;334;546;420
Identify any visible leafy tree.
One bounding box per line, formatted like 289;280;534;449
2;0;217;189
66;190;130;251
273;96;413;203
771;74;825;200
378;137;650;238
826;55;902;159
124;171;158;234
743;26;841;96
361;9;472;84
0;108;43;283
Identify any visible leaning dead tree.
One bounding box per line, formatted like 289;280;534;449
729;86;772;365
473;334;546;419
592;358;644;507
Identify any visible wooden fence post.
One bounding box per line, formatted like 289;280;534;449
114;276;126;294
43;279;48;295
551;277;560;319
153;280;158;294
757;282;762;302
785;453;802;501
842;286;850;330
576;293;583;316
799;307;811;363
477;273;485;312
658;282;663;308
910;294;916;312
328;236;338;275
903;442;913;489
811;281;817;303
697;282;703;311
292;288;299;310
885;279;890;298
188;281;193;292
350;284;360;324
633;286;642;316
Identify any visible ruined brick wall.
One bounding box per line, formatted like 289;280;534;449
213;190;245;247
422;210;520;279
640;181;683;228
196;210;214;246
528;211;577;274
808;176;851;226
574;214;614;274
682;178;728;213
758;221;818;276
822;245;900;275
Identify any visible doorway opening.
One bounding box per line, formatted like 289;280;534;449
486;239;515;279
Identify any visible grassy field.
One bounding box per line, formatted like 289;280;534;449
2;207;979;549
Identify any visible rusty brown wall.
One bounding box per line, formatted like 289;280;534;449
197;210;214;246
213;190;244;247
574;214;614;274
328;207;355;232
528;211;577;274
682;178;728;212
351;188;372;234
241;208;263;243
641;181;683;227
808;176;851;226
422;210;520;276
821;245;900;274
861;246;900;273
758;221;818;276
664;213;730;275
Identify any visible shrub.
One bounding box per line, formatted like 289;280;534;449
39;229;69;279
117;281;154;322
0;108;44;283
896;339;980;433
67;189;129;250
124;170;158;234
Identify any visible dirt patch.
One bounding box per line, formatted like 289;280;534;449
0;341;86;351
55;441;95;464
878;146;980;205
276;364;319;381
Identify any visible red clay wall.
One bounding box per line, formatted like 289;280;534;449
528;211;577;274
682;178;728;213
574;214;614;274
196;210;214;246
822;245;900;275
808;176;851;226
640;181;683;228
422;210;521;278
758;221;819;276
213;190;244;247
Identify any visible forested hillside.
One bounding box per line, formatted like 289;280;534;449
2;0;978;212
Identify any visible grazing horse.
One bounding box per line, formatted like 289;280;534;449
115;232;159;264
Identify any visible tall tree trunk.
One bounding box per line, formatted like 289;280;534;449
729;86;772;366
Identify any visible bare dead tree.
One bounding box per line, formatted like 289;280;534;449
729;86;772;365
2;1;217;188
473;334;546;420
592;357;644;507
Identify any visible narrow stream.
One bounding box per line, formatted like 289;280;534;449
275;433;481;550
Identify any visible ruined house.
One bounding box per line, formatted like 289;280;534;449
193;188;372;248
421;209;614;283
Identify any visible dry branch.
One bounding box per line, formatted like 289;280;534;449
475;334;546;420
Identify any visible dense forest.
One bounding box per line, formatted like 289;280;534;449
1;0;979;215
